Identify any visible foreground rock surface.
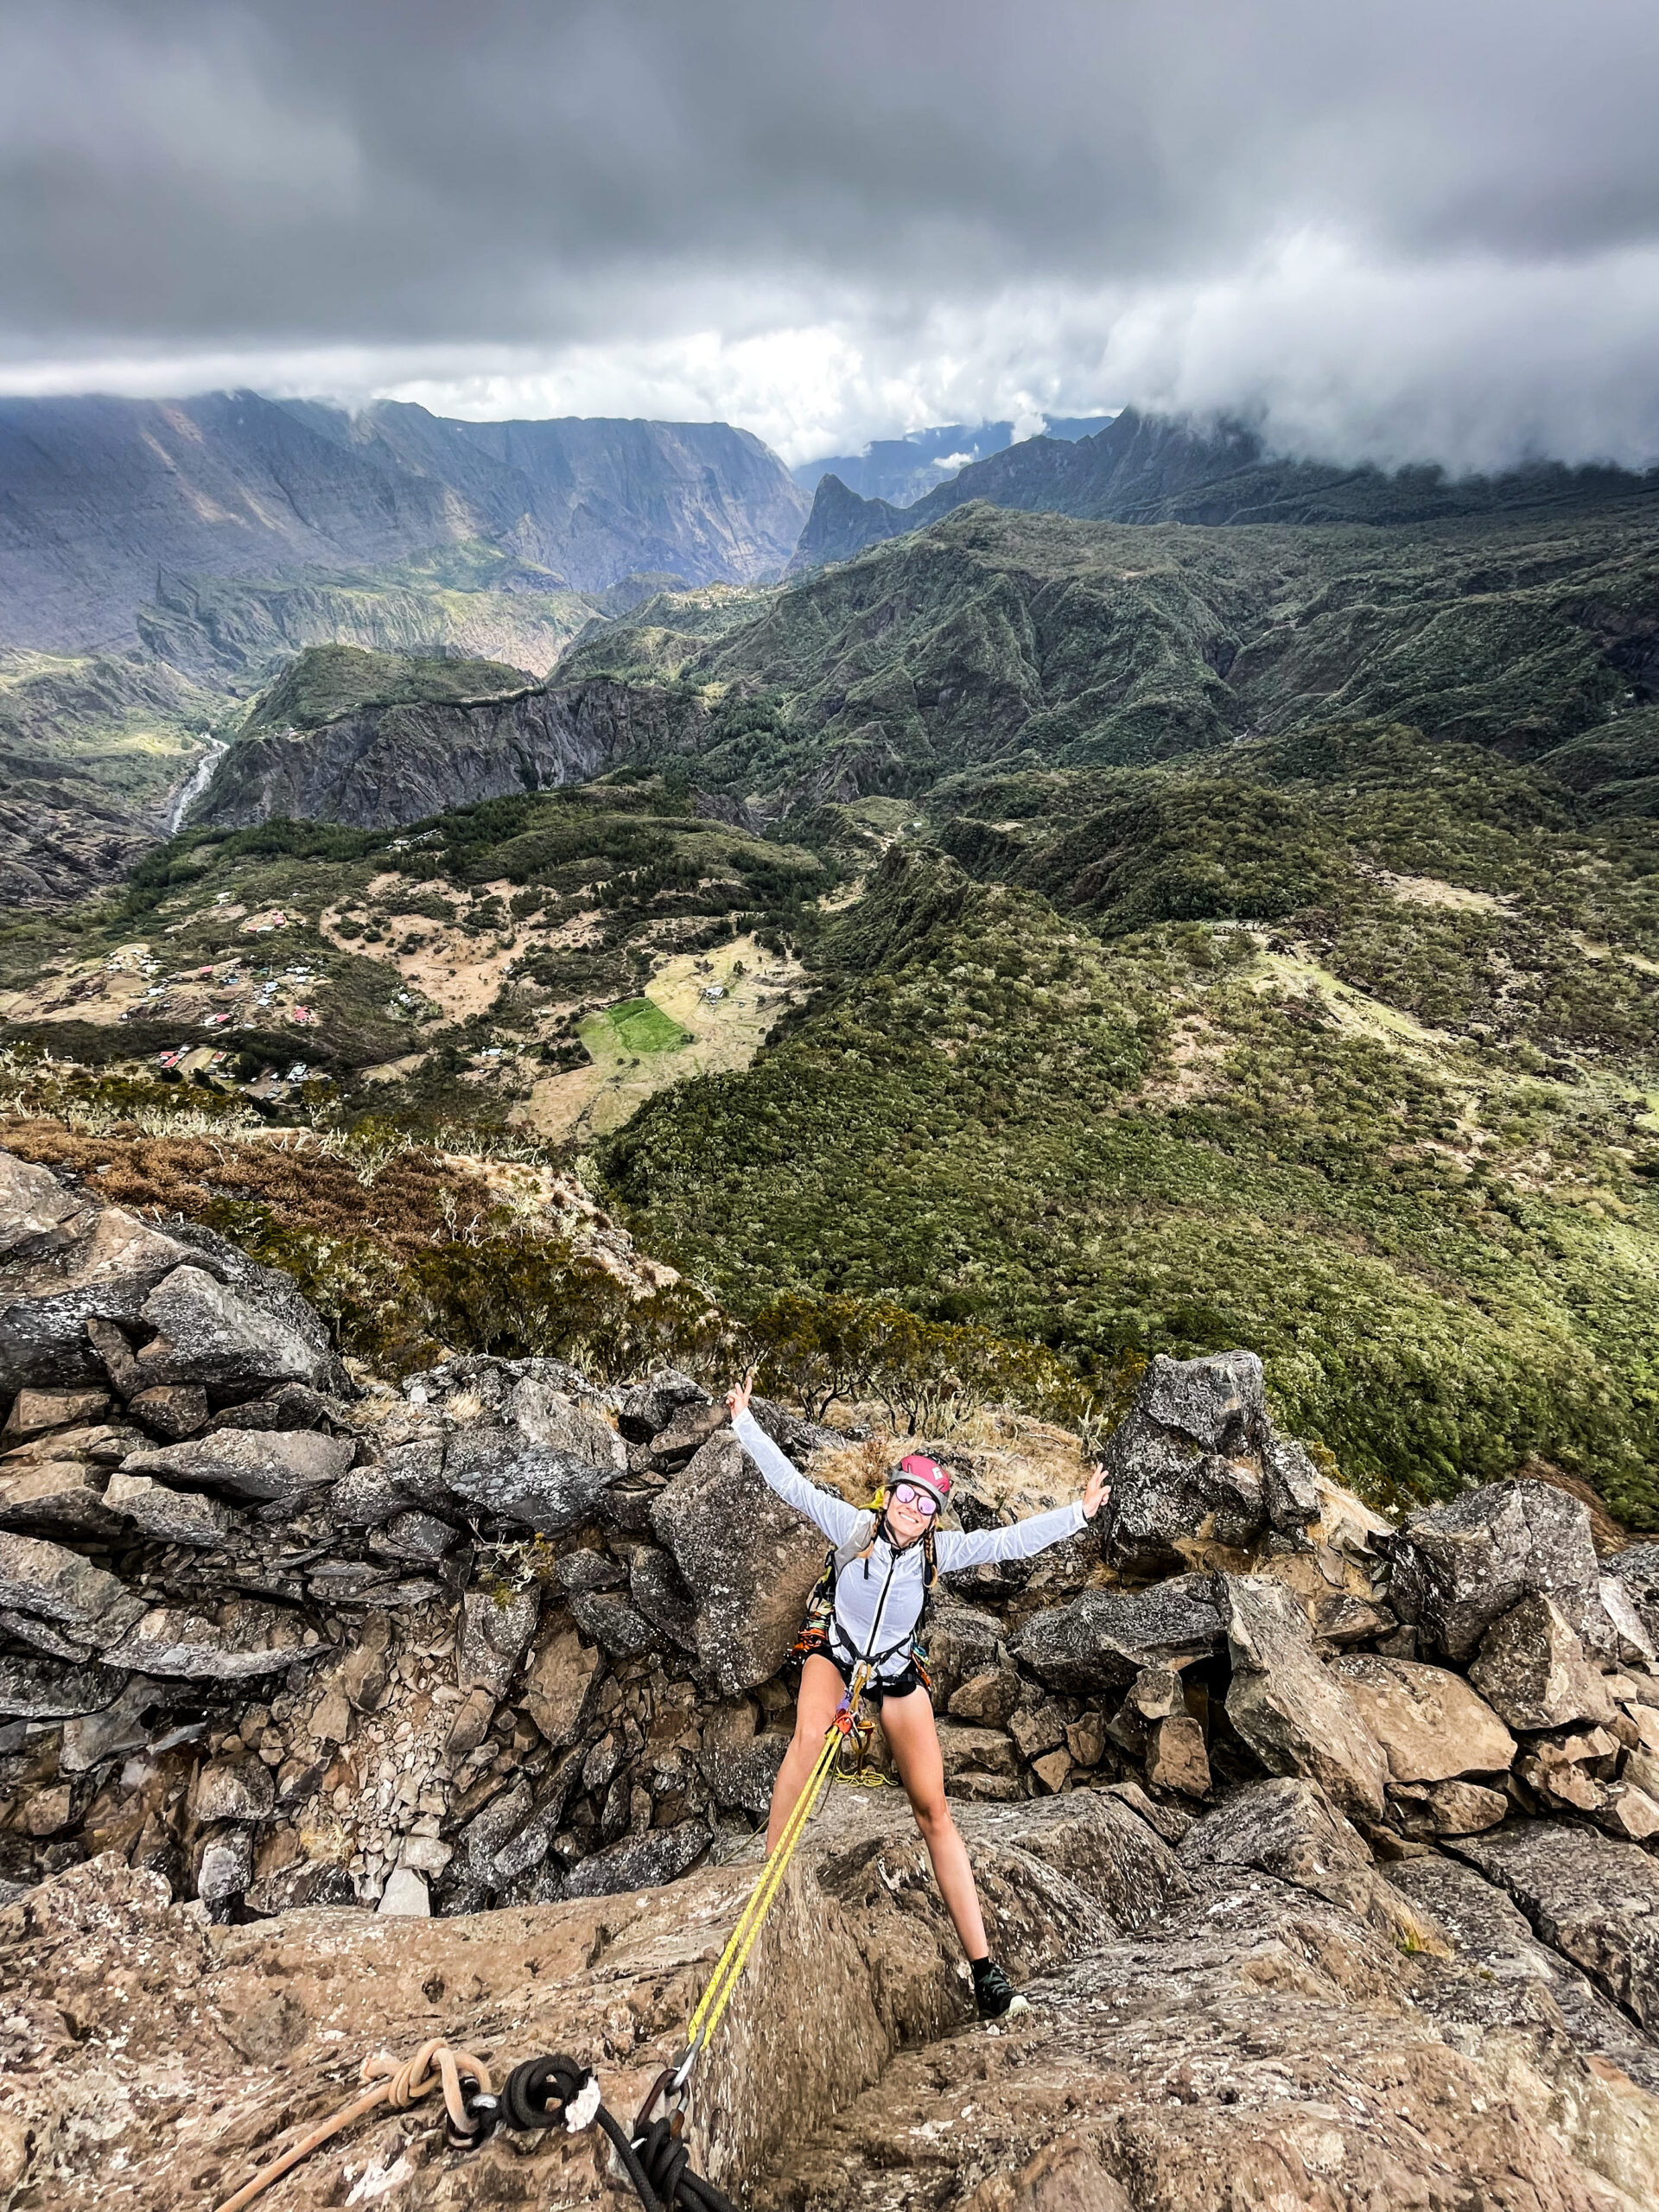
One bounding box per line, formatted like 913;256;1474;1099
5;1788;1659;2212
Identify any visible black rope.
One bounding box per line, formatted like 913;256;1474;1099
495;2054;740;2212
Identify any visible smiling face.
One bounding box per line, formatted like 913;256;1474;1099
886;1479;938;1546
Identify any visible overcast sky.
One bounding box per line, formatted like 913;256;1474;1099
5;0;1659;470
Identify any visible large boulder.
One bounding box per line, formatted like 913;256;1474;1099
1097;1352;1271;1573
650;1427;827;1696
1389;1480;1603;1662
132;1265;328;1392
1222;1576;1389;1818
439;1385;624;1533
0;1530;145;1645
617;1367;708;1442
1328;1654;1516;1783
102;1601;311;1680
1468;1593;1618;1732
0;1159;202;1395
0;1460;125;1541
562;1820;711;1899
1014;1575;1224;1693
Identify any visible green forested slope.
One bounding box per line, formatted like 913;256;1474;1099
554;499;1659;819
603;818;1659;1521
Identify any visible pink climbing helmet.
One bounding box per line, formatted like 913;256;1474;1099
893;1452;953;1514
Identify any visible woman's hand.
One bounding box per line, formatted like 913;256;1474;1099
725;1370;755;1423
1081;1461;1110;1521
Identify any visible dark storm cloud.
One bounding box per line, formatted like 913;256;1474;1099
4;0;1659;467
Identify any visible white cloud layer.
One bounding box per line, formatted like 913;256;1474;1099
4;2;1659;473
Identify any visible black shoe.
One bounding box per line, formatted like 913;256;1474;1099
971;1958;1028;2021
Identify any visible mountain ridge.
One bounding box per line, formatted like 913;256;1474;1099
0;391;809;653
789;406;1659;571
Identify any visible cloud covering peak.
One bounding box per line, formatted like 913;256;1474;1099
5;0;1659;470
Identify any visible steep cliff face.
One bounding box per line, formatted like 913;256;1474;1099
0;393;808;653
360;405;810;594
196;678;713;830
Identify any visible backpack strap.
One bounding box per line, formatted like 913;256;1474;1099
832;1510;877;1578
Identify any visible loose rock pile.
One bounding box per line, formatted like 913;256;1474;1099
7;1144;1659;2209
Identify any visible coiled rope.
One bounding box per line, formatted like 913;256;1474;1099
215;2042;739;2212
215;2037;493;2212
214;1685;866;2212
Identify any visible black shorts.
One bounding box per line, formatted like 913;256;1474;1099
821;1644;929;1707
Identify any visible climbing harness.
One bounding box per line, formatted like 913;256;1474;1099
214;2037;739;2212
791;1492;939;1690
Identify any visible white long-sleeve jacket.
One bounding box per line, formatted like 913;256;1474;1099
733;1408;1086;1682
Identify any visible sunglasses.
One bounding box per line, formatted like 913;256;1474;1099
890;1481;939;1517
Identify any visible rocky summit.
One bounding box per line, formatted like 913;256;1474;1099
5;1144;1659;2209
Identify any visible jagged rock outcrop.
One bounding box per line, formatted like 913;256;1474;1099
8;1783;1659;2211
1096;1351;1322;1576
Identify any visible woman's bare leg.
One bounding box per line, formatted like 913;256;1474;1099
879;1685;989;1959
765;1655;845;1853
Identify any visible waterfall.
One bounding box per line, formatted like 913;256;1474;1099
162;737;227;835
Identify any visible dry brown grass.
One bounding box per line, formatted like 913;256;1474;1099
0;1116;498;1256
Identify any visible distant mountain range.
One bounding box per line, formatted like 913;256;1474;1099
790;416;1113;507
790;407;1659;569
0;391;810;652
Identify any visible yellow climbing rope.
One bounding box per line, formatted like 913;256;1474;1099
672;1670;867;2084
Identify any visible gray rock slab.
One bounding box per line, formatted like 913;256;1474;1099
120;1427;350;1505
103;1470;239;1547
0;1459;124;1540
135;1264;327;1389
1223;1575;1389;1819
563;1820;712;1899
0;1529;145;1642
651;1428;826;1696
1099;1351;1271;1574
0;1654;128;1719
618;1368;707;1443
1014;1574;1224;1694
441;1426;618;1533
568;1588;658;1658
457;1586;539;1696
1450;1816;1659;2032
103;1601;308;1680
1469;1593;1618;1732
0;1150;85;1257
1;1201;201;1394
1329;1653;1516;1783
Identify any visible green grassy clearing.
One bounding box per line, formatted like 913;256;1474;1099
582;997;693;1058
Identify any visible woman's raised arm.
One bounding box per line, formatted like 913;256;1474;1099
934;1464;1109;1573
726;1376;863;1547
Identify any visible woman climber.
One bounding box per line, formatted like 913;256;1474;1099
725;1376;1109;2021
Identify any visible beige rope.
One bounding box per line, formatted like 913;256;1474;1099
214;2037;493;2212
